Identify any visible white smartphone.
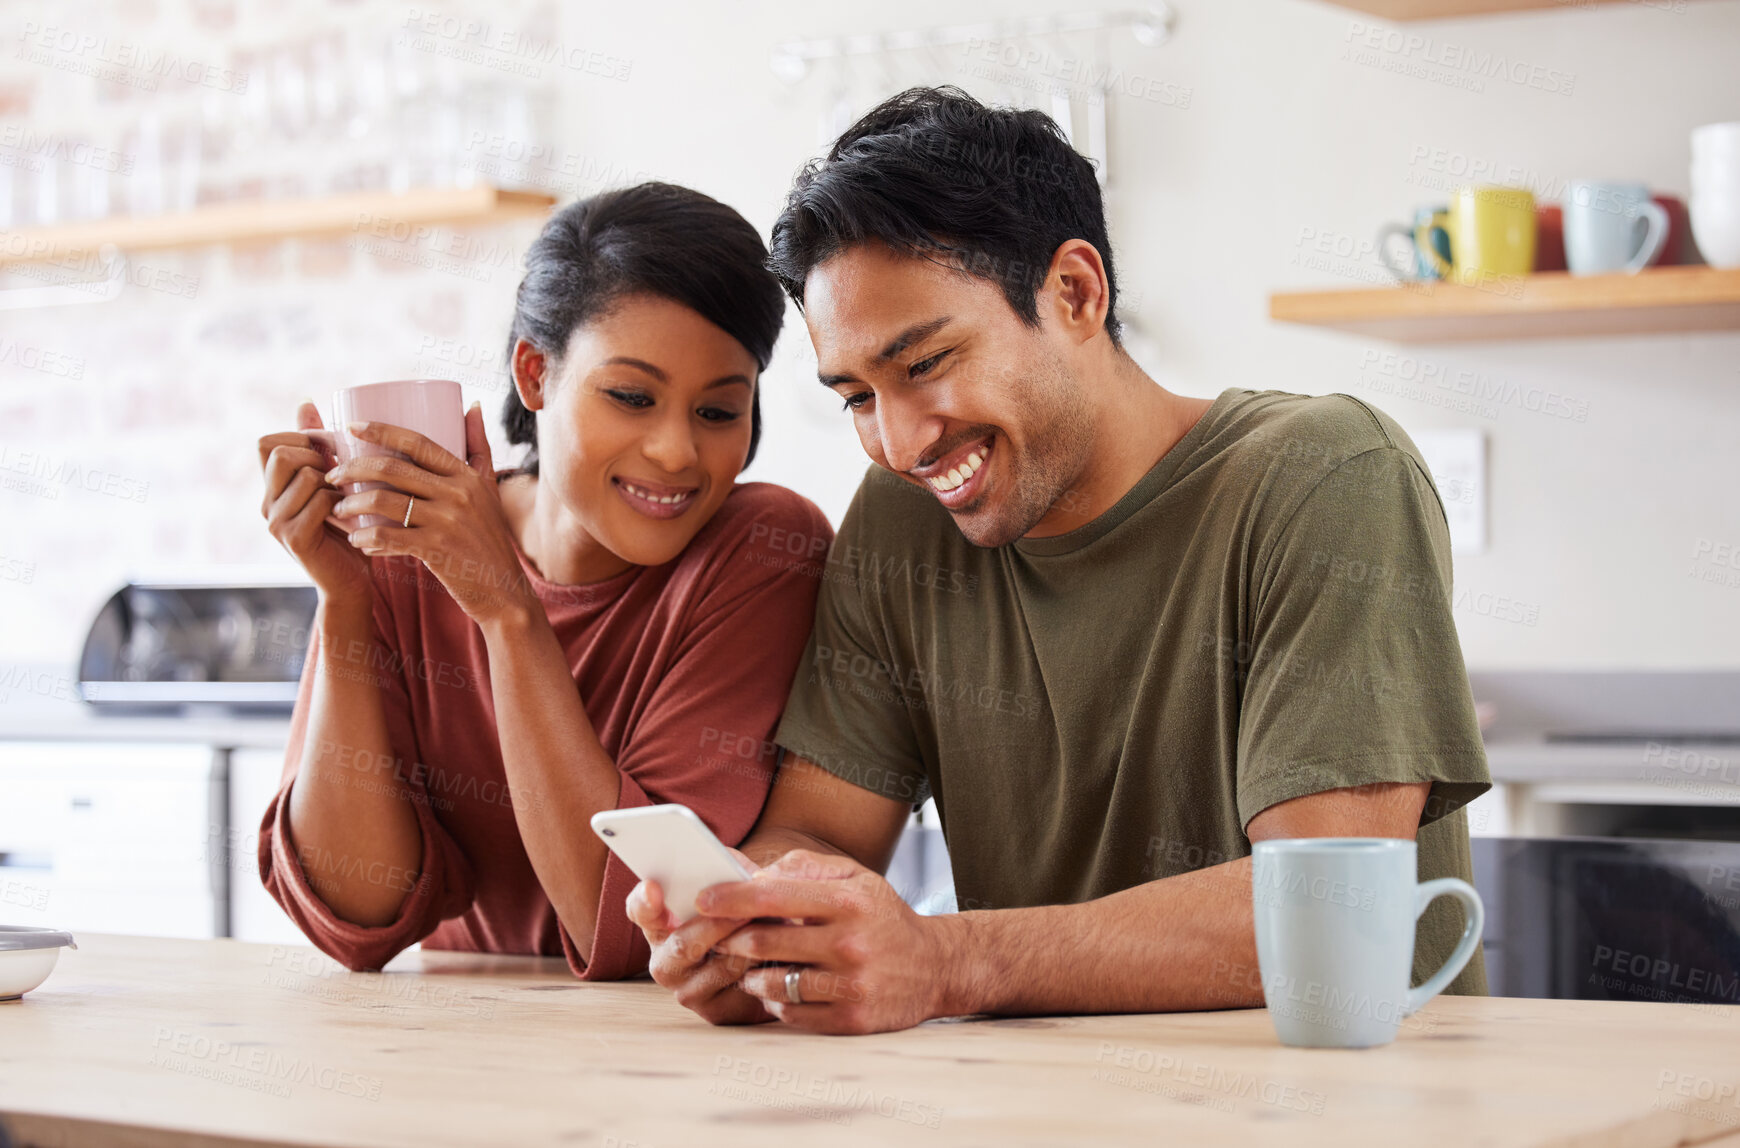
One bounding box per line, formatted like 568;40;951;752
590;804;755;923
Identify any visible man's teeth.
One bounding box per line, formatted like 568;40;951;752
926;445;988;493
623;482;691;505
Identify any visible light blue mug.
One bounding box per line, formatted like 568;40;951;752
1564;180;1669;275
1252;838;1483;1049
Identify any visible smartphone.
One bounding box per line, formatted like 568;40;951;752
590;804;755;924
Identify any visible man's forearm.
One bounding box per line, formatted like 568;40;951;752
738;826;851;870
930;858;1262;1018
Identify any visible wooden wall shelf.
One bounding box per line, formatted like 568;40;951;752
0;185;556;267
1321;0;1715;20
1269;266;1740;343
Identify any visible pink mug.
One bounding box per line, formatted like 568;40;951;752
319;379;466;529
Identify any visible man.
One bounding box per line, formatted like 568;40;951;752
627;87;1491;1034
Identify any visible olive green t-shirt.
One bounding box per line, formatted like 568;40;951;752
775;387;1492;995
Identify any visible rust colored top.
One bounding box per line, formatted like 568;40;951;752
259;482;831;979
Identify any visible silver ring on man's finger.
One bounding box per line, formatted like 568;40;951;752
403;496;415;528
784;968;804;1005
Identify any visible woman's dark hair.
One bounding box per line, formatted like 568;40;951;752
768;86;1120;345
503;182;785;474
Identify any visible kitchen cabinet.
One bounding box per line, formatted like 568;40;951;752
0;742;218;938
227;747;307;945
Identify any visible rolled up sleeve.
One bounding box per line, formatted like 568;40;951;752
258;581;475;972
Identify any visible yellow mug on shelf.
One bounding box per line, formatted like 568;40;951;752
1418;186;1537;289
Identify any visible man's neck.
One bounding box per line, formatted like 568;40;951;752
1023;360;1215;540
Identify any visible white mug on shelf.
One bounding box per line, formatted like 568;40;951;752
1690;121;1740;269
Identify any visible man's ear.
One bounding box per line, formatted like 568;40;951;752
1043;239;1112;345
511;338;549;411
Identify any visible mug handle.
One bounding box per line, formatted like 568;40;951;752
1404;877;1485;1017
1377;223;1421;282
1416;214;1454;281
1625;200;1670;273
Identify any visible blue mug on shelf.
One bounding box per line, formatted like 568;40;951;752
1378;205;1452;282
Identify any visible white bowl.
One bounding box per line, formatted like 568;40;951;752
0;927;77;1000
1691;203;1740;268
1691;163;1740;187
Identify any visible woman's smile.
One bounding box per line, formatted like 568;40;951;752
613;475;701;520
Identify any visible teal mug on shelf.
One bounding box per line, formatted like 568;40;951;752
1378;206;1452;282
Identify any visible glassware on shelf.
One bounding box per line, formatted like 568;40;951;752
122;115;165;217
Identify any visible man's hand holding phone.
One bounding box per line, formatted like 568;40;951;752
600;805;771;1026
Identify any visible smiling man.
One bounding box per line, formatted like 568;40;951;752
627;86;1492;1034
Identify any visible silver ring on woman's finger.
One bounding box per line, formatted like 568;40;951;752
784;968;803;1005
403;496;415;528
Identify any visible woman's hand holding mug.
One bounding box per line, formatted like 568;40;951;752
257;401;373;608
325;404;539;629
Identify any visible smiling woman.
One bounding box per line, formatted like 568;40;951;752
253;183;832;981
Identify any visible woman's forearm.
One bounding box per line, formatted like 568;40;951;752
285;595;424;926
479;605;623;963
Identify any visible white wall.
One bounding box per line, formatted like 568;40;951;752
1;0;1737;672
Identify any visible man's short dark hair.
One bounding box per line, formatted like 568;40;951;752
768;86;1121;346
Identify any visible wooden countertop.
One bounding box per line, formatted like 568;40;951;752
3;934;1740;1147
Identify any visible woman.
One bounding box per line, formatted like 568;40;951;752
254;183;831;978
